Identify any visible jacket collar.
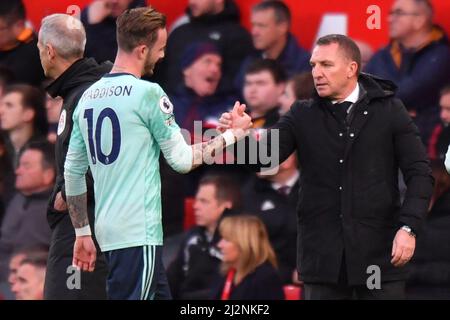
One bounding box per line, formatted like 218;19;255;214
314;73;397;108
46;58;112;99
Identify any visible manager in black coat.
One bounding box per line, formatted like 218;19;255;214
37;14;110;300
219;34;433;299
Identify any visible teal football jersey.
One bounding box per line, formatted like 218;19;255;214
65;73;189;252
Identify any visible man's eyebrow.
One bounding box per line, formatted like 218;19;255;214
310;59;334;64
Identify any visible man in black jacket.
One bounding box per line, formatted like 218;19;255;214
219;34;434;299
155;0;252;96
167;175;241;299
0;0;45;86
37;13;110;299
80;0;145;64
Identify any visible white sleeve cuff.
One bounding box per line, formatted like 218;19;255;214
75;225;92;237
222;130;236;147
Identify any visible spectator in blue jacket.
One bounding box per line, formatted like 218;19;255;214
235;1;310;95
365;0;450;145
170;42;237;134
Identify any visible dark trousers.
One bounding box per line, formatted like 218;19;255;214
304;281;406;300
44;214;108;300
104;245;171;300
304;254;406;300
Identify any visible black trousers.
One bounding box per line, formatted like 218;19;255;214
44;213;108;300
304;254;406;300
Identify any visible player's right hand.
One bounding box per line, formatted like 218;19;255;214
217;112;232;133
73;236;97;272
88;0;112;24
217;101;251;130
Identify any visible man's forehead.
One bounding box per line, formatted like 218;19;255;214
311;44;344;61
393;0;416;10
246;70;273;80
20;150;43;163
252;8;275;20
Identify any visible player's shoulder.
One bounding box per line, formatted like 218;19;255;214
138;79;166;97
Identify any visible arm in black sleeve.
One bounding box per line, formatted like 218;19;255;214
392;98;434;234
166;238;186;299
235;106;299;172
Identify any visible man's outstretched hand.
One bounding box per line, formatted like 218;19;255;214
217;101;252;135
73;236;97;272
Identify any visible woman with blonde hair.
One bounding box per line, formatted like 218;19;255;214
213;215;284;300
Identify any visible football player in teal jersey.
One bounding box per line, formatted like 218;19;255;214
64;7;252;300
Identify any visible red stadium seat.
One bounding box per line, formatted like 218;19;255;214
283;285;302;300
183;197;196;230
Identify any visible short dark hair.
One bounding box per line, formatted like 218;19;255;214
252;0;291;25
316;34;362;76
199;175;241;209
0;0;25;24
289;72;315;100
0;66;15;87
4;84;48;136
245;59;287;84
21;140;56;171
20;251;48;269
116;7;166;53
440;84;450;97
11;245;49;267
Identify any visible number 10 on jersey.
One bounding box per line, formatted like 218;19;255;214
84;108;122;165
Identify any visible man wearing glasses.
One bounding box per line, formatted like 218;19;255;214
365;0;450;147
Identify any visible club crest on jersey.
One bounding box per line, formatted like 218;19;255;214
159;96;174;114
57;110;67;136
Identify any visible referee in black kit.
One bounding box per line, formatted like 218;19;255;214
37;13;110;299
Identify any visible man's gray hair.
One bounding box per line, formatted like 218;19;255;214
39;14;86;60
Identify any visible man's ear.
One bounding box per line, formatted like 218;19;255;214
135;45;148;61
277;82;287;97
43;167;56;186
347;61;358;79
11;19;25;38
46;43;57;61
276;21;289;37
223;200;232;210
22;108;35;123
413;15;428;31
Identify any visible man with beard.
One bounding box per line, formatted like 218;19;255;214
37;13;110;299
63;7;252;300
